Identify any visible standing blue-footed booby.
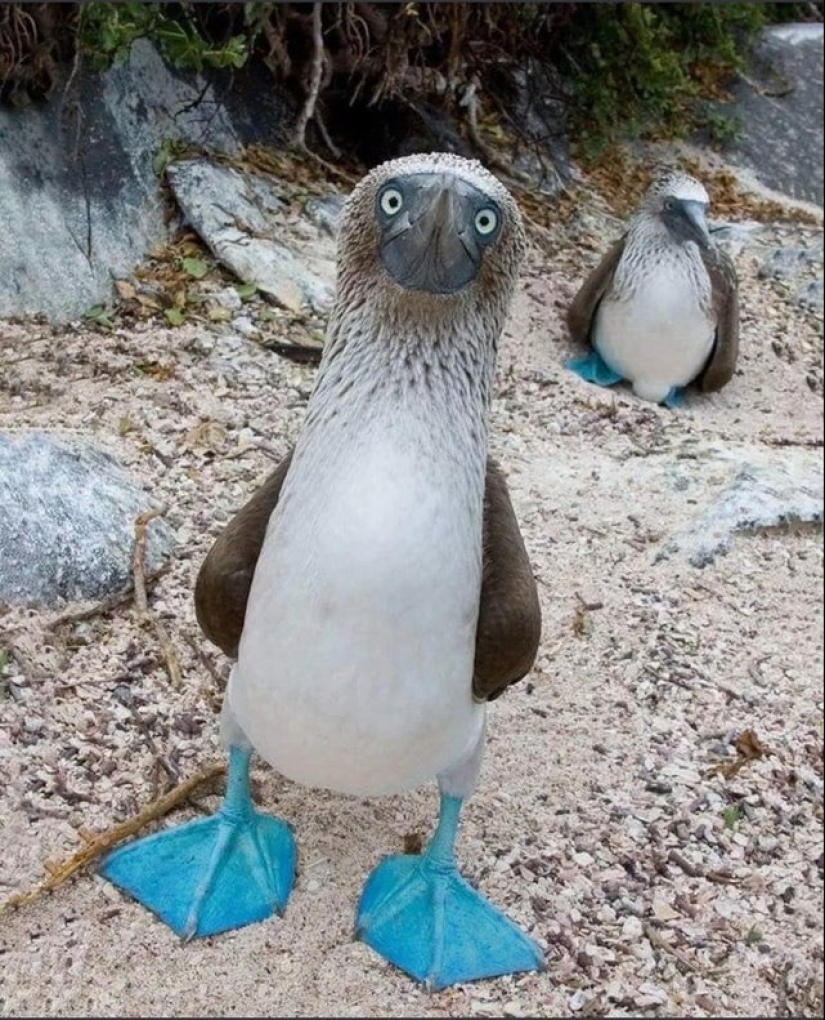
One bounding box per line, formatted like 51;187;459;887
100;153;544;989
565;170;740;408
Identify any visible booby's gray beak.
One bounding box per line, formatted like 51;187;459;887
664;198;712;250
377;172;499;295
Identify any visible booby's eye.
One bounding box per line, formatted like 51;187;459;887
663;197;678;212
379;187;404;216
474;208;499;236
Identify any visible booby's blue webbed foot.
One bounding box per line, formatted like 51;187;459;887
565;351;623;388
662;386;685;409
99;747;296;938
356;794;544;989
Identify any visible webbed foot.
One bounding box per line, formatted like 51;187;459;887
565;351;623;388
356;796;543;989
100;748;296;938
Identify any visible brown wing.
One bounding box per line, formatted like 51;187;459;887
194;450;293;658
566;238;626;346
697;245;740;393
195;453;541;699
472;460;542;702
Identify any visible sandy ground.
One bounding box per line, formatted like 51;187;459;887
0;157;823;1018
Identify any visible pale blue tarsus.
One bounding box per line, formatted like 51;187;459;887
356;793;544;989
99;746;296;938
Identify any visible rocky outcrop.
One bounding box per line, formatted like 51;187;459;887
166;159;335;314
0;39;292;324
723;23;824;207
0;433;175;606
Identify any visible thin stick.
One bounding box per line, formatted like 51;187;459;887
292;2;325;152
0;764;226;920
44;564;170;631
461;79;531;185
182;631;226;689
132;508;182;688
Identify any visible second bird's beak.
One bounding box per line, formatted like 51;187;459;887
667;199;712;250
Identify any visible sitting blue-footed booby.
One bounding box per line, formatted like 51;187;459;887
100;153;544;989
565;170;740;408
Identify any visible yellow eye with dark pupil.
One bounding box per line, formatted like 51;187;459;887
380;188;403;216
474;209;498;236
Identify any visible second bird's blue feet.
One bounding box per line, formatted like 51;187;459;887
100;747;296;938
565;351;623;388
662;385;685;409
356;795;544;989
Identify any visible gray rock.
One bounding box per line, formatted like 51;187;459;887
655;448;823;568
303;195;346;237
520;437;822;572
0;433;175;606
722;23;824;207
795;278;824;313
0;39;292;324
167;158;335;314
708;220;767;256
213;287;243;312
230;314;261;339
759;240;823;280
489;58;571;199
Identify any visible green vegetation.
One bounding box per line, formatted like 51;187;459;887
0;649;10;700
76;3;249;73
552;2;819;154
0;2;821;156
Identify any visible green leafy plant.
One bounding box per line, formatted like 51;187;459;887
152;138;193;177
164;307;186;327
704;108;744;147
554;2;776;156
77;3;248;73
84;304;115;331
180;256;210;280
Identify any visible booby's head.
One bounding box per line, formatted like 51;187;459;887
335;152;525;320
375;171;504;294
642;171;712;250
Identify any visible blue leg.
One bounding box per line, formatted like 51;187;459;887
662;386;685;409
99;747;296;938
565;350;623;388
356;794;544;989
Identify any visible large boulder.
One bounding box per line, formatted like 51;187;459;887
166;158;336;314
0;432;175;606
723;23;824;207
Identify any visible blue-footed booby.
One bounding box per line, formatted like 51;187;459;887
100;153;544;989
565;170;740;408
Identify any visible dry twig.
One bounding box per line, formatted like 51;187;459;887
132;508;182;688
292;3;341;158
705;728;773;780
0;764;226;921
459;78;531;185
44;564;169;631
